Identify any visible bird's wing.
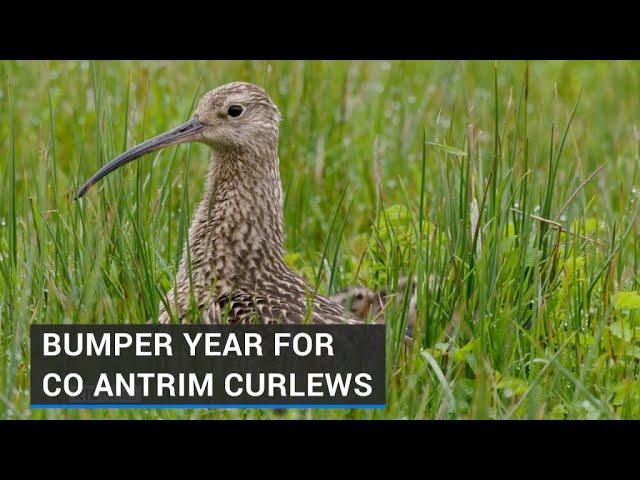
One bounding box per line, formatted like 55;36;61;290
202;289;359;325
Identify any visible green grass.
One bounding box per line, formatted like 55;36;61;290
2;60;640;419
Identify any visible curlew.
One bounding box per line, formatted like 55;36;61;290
77;81;375;325
331;275;421;328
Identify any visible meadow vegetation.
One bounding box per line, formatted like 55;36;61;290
2;60;640;419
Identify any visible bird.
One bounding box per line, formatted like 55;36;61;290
330;275;422;329
77;81;371;325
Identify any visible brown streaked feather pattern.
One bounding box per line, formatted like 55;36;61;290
156;82;356;325
204;289;358;325
330;275;428;327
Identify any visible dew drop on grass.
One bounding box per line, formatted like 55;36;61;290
0;217;5;226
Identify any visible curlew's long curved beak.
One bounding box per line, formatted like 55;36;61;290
75;116;205;199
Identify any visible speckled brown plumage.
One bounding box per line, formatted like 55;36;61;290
78;81;358;325
76;81;429;328
330;275;421;327
156;83;362;325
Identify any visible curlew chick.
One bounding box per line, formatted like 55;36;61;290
77;82;359;325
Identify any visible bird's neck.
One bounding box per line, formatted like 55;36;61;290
186;145;286;290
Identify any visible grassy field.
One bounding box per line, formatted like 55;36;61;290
2;60;640;419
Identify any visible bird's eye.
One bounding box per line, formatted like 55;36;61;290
228;105;243;117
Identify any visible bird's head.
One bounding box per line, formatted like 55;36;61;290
195;82;281;149
76;81;280;199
